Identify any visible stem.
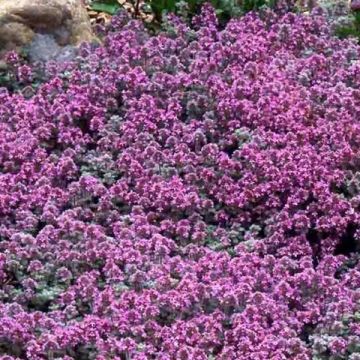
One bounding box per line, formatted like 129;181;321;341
135;0;141;17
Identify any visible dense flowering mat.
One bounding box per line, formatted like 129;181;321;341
0;5;360;360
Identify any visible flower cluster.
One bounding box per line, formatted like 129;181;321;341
0;4;360;359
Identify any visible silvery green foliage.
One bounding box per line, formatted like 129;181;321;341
27;34;77;63
316;0;355;33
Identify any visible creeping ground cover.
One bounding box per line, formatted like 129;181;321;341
1;4;360;359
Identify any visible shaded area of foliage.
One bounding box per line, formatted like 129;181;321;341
89;0;287;25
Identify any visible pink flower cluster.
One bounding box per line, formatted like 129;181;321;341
0;5;360;359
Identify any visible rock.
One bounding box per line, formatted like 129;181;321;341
0;0;95;60
0;22;35;50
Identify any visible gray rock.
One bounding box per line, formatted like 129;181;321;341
0;0;96;59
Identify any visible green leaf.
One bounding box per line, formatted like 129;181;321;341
90;1;120;14
354;312;360;322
